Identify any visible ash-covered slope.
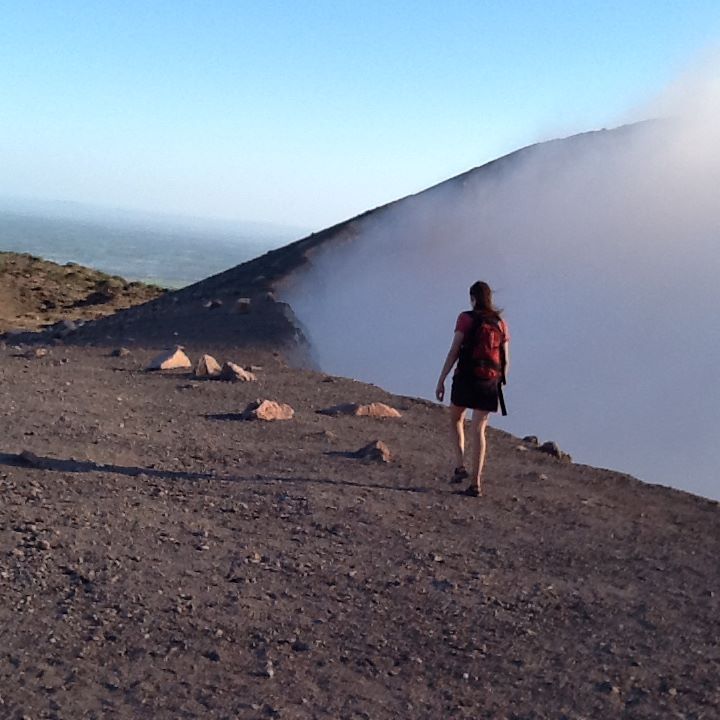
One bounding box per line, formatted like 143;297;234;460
0;342;718;719
51;125;641;354
40;209;362;354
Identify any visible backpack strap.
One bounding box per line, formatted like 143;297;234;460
498;322;508;415
499;330;507;382
498;382;508;416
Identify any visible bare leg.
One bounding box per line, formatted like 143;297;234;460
469;410;490;492
449;404;466;470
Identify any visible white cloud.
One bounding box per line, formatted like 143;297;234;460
281;62;720;499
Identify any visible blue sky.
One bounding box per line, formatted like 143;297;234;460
1;1;719;229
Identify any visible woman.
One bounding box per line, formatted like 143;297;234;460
435;281;510;497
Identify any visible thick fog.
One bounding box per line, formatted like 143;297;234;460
280;106;720;500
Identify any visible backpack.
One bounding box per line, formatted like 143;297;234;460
457;311;506;380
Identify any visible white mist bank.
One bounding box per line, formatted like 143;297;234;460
281;116;720;501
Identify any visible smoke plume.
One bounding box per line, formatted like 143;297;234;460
281;68;720;500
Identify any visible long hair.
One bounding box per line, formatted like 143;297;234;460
469;281;502;319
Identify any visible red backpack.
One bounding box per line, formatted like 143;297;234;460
457;312;506;380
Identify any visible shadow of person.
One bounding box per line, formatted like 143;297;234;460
0;450;440;495
0;450;213;482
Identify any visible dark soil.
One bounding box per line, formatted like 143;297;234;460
0;340;718;719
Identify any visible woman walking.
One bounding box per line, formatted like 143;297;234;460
435;281;510;497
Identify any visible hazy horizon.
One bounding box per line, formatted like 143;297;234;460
0;195;310;238
0;203;301;288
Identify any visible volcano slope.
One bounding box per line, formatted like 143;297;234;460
0;339;718;720
23;125;647;354
1;270;719;719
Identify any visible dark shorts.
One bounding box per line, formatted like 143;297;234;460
450;373;500;412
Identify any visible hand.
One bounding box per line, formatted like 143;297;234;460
435;380;445;402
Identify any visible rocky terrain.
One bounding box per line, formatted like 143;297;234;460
0;252;164;334
0;318;718;719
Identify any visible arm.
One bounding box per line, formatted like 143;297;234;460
436;331;464;401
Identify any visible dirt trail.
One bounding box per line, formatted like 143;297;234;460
0;342;718;719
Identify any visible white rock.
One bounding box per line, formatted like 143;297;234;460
219;362;256;382
147;347;192;371
241;399;294;421
195;354;222;377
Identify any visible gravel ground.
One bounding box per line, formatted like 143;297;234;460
0;342;718;720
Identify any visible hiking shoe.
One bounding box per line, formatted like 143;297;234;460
451;466;469;484
462;484;483;497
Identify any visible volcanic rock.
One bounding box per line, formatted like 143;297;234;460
53;319;78;338
539;441;571;461
241;399;294;421
146;347;192;371
353;440;392;463
235;298;252;314
219;362;256;382
354;402;402;418
27;347;49;359
318;402;401;418
194;354;222;378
